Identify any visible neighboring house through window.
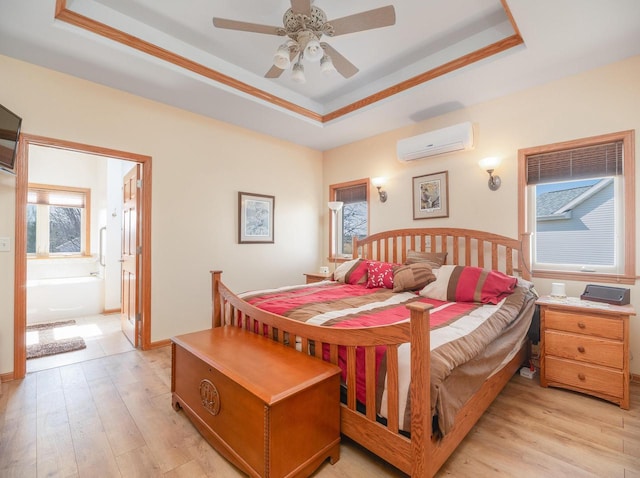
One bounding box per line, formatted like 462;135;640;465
518;130;635;284
27;183;91;257
329;179;370;258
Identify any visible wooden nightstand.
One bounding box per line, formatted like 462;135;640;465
537;296;635;409
304;272;332;284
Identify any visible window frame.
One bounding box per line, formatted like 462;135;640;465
518;130;635;284
329;178;370;261
27;183;92;258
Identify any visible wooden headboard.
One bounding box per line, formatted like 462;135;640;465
353;227;531;280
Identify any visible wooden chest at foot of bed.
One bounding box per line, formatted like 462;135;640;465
171;327;341;478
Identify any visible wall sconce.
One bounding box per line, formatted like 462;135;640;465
478;157;502;191
371;177;388;202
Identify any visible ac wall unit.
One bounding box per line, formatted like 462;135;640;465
397;122;474;161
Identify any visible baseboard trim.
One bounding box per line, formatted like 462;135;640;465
1;372;15;383
631;373;640;384
102;308;121;315
147;339;171;350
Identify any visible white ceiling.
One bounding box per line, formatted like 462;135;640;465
1;0;640;151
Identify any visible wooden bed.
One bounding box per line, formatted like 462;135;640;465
210;228;532;477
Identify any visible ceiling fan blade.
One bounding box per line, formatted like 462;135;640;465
265;65;286;78
321;43;359;78
290;0;312;16
326;5;396;36
212;18;281;35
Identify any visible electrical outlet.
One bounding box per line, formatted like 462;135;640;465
0;237;10;252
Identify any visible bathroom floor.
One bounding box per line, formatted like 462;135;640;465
26;313;134;373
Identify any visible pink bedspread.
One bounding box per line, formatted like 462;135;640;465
240;281;534;435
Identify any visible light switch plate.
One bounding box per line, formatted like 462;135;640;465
0;237;11;252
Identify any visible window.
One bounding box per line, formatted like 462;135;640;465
329;179;370;258
27;184;91;257
518;131;635;284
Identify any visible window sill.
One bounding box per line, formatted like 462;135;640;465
532;269;636;285
28;254;95;262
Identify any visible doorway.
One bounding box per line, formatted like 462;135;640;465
13;134;152;379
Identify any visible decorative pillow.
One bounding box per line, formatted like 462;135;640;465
419;265;517;304
333;258;361;283
366;261;397;289
392;262;437;292
405;250;448;268
341;259;368;285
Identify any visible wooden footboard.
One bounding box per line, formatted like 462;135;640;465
209;228;532;477
211;270;429;475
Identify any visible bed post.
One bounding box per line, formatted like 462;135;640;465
407;301;433;477
352;235;360;259
211;270;222;328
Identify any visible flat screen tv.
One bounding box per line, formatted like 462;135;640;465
0;103;22;175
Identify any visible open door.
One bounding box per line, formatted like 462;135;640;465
121;164;141;346
13;135;152;380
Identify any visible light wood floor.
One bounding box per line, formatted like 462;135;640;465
26;314;134;374
1;347;638;477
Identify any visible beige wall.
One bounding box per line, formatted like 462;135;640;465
324;54;640;375
2;52;639;378
0;55;323;375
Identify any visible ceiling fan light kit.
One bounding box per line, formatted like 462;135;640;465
273;42;293;69
291;61;306;84
303;39;323;62
212;1;396;83
320;54;336;74
293;29;323;62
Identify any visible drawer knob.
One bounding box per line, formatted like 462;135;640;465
578;373;586;381
577;346;585;353
577;322;586;329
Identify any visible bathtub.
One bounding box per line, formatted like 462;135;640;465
27;275;105;324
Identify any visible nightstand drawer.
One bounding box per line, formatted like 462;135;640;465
544;331;623;368
545;310;623;340
545;356;624;398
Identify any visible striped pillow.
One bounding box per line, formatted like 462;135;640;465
420;265;517;304
405;250;447;268
333;258;369;285
393;262;437;292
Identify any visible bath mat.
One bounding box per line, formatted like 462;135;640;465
26;320;87;359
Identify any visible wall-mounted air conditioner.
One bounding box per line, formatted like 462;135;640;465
397;122;474;161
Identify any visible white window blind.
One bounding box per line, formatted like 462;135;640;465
28;187;86;208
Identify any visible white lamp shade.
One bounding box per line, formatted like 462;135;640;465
479;157;501;170
291;62;306;83
273;45;291;69
320;54;336;74
371;177;385;188
328;201;344;211
304;39;323;62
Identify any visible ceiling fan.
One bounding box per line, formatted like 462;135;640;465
212;0;396;84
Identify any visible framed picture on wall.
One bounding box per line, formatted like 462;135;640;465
412;171;449;220
238;192;275;243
